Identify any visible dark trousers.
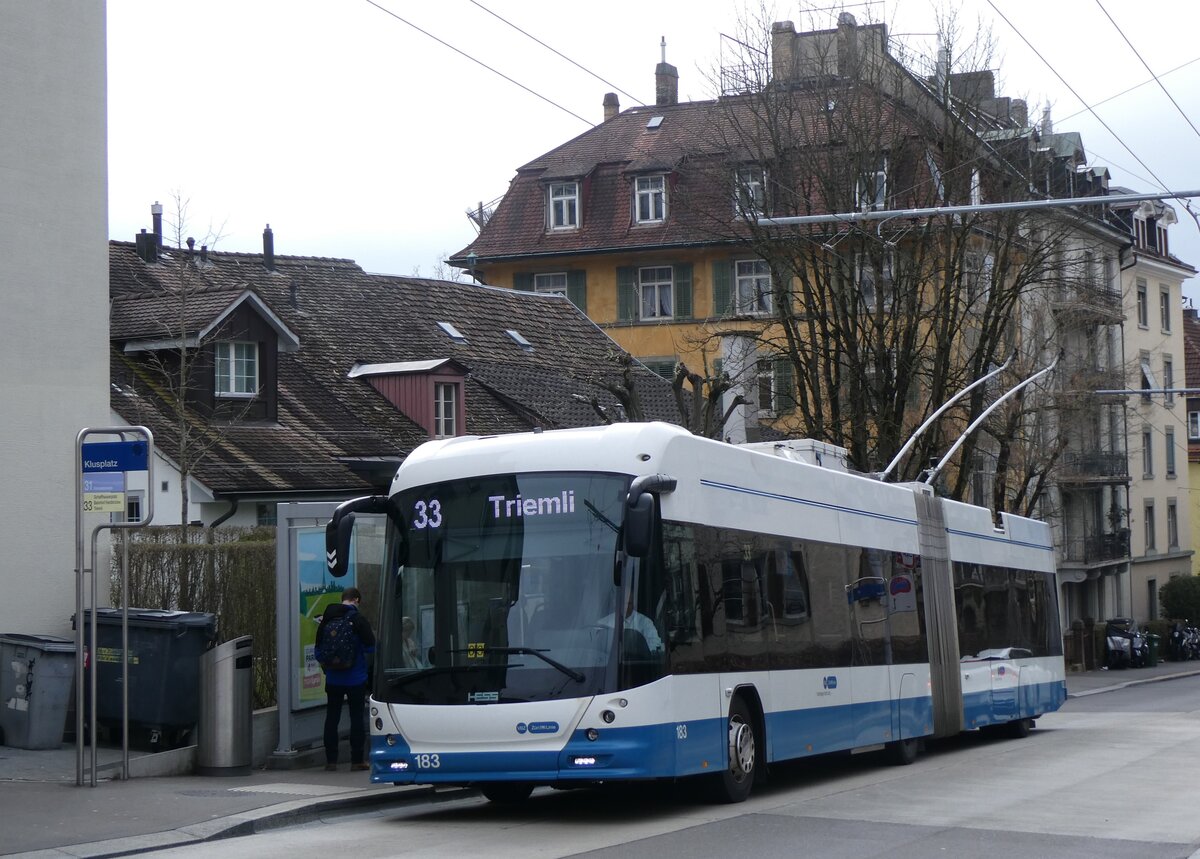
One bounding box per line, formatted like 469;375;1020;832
323;682;367;764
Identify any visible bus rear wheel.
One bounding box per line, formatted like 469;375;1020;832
480;782;534;804
709;697;758;803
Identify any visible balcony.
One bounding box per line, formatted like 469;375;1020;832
1057;450;1129;483
1051;282;1123;323
1061;528;1130;564
1058;362;1126;399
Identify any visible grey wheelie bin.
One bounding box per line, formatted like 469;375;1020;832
0;634;76;749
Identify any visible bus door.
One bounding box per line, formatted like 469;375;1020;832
846;548;893;747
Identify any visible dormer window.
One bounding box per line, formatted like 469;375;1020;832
434;382;458;438
548;182;579;230
734;166;765;216
215;341;258;397
635;175;666;223
856;157;888;211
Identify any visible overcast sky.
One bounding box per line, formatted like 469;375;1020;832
108;0;1200;296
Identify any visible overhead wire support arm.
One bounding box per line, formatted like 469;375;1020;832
922;355;1062;487
753;189;1200;229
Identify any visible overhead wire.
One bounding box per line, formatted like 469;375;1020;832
466;0;649;107
984;0;1178;198
1094;0;1200;146
362;0;594;128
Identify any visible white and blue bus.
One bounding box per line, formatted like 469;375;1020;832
326;422;1065;803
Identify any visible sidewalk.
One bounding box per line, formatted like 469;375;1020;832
0;741;467;858
1065;656;1200;697
4;660;1200;858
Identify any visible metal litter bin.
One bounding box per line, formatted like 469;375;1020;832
197;636;253;775
0;634;76;749
1147;633;1160;667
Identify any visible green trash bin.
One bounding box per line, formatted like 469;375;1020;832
1147;633;1160;667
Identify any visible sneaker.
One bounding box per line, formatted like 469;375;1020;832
351;762;370;771
324;763;338;772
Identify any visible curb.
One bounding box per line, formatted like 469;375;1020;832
1067;668;1200;698
9;783;475;859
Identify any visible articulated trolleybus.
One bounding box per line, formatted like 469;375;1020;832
326;422;1065;803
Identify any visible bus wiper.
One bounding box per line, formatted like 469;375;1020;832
485;647;586;682
386;664;487;688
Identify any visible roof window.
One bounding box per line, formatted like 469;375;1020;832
506;329;533;352
646;116;664;129
437;321;466;342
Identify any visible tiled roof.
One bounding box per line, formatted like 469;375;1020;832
109;241;683;497
450;92;845;263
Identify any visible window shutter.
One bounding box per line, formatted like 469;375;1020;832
674;263;693;320
617;267;637;321
774;358;795;411
513;272;534;291
710;261;729;319
567;270;587;313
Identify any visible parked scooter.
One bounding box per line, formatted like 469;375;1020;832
1169;622;1187;661
1104;618;1144;669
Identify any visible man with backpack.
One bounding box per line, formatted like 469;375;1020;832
315;586;375;771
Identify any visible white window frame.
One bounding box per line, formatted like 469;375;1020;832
1166;426;1177;477
756;358;779;415
856;156;888;211
1142;427;1154;477
434;382;458;439
1145;500;1156;552
1160;284;1172;332
734;259;772;315
1188;411;1200;440
1164;356;1175;406
1168;500;1179;549
734;166;765;216
114;490;145;524
548;182;579;230
634;175;666;224
533;272;568;296
638;266;674;320
1134;217;1148;248
1136;279;1148;327
856;251;894;308
215;341;258;397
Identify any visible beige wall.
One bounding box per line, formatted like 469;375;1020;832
0;3;109;635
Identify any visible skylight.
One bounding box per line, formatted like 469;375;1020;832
647;116;664;129
437;321;466;342
506;329;533;351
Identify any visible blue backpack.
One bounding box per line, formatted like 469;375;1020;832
316;612;358;671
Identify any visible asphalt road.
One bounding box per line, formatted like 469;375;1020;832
129;676;1200;859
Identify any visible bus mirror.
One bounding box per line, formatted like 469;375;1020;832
624;492;654;558
326;494;390;577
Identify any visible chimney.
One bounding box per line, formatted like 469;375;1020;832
185;237;195;265
935;41;950;101
655;37;678;106
134;228;158;263
771;21;797;83
150;201;163;251
603;92;620;121
1041;106;1053;135
263;224;275;272
200;245;208;265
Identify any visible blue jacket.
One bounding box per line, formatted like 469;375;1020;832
318;603;375;687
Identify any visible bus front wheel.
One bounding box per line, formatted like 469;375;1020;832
709;697;758;803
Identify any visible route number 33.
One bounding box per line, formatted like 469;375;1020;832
412;499;443;529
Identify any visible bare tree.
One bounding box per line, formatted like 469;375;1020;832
669;6;1118;514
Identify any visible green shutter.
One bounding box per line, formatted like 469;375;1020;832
513;272;534;291
774;358;795;412
566;270;587;313
673;263;693;320
712;259;732;316
617;267;637;321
